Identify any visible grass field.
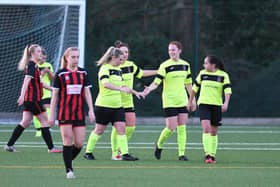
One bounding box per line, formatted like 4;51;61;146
0;124;279;187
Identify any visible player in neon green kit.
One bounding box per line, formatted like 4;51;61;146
33;48;54;137
110;41;157;160
84;47;140;161
142;41;196;161
187;55;232;164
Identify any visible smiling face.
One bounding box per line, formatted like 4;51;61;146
111;54;124;66
203;56;216;71
168;44;181;61
119;46;129;62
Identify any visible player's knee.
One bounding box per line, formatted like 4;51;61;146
40;123;49;128
115;125;126;134
20;121;30;128
74;141;84;148
94;128;104;135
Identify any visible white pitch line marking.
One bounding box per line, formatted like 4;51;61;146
0;129;280;134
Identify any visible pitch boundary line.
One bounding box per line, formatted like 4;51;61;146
1;144;280;151
1;141;280;146
0;165;279;169
0;130;280;134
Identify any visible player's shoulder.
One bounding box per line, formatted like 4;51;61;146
99;63;109;71
77;67;89;75
217;69;229;77
197;69;207;75
77;66;87;72
123;60;135;66
159;59;172;68
27;61;36;68
162;59;171;64
55;68;67;76
200;69;206;73
44;61;53;67
38;61;52;67
179;59;190;66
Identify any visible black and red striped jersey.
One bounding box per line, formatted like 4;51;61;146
24;61;43;102
53;67;92;121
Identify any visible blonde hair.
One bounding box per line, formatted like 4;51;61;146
61;47;79;69
96;47;123;66
18;44;41;71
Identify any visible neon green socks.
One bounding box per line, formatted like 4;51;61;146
126;126;136;141
111;127;118;156
117;135;128;155
85;132;101;153
210;135;218;156
111;126;136;156
157;128;173;149
177;125;186;156
202;133;211;155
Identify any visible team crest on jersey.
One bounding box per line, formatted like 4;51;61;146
65;75;69;80
80;73;84;80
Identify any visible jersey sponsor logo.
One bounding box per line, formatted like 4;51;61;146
67;84;82;94
109;69;122;76
121;66;133;74
165;65;188;73
205;85;219;89
172;75;186;78
201;74;224;83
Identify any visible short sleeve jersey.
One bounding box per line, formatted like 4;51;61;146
95;63;124;108
24;61;43;102
53;67;92;121
153;59;192;108
192;69;232;106
38;62;54;99
120;60;143;108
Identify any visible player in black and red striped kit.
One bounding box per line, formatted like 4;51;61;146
49;47;95;179
54;67;90;124
4;44;61;153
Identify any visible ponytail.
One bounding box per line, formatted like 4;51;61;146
206;55;225;71
18;44;40;71
96;46;123;66
61;55;68;69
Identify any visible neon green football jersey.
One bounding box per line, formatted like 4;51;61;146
153;59;192;108
38;62;53;99
95;63;124;108
192;69;232;106
120;60;143;108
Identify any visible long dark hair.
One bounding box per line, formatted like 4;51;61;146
206;55;225;71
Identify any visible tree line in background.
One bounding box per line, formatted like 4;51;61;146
85;0;280;116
